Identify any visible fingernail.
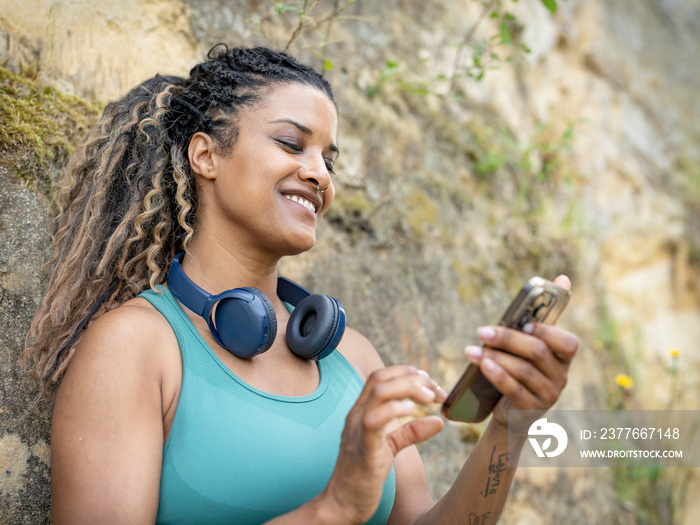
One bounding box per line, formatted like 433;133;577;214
522;323;534;334
401;400;415;412
477;326;496;341
482;358;498;374
421;386;436;401
465;345;483;359
417;369;430;379
436;386;448;401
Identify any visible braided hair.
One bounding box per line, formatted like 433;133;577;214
23;45;335;392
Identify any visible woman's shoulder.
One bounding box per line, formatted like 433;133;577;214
336;326;385;381
59;295;180;394
87;295;176;350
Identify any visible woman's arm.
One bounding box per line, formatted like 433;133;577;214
310;276;579;525
263;328;446;525
51;301;179;525
413;316;579;524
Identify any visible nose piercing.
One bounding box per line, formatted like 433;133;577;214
316;182;324;194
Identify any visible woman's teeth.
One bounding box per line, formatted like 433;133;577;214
285;195;316;213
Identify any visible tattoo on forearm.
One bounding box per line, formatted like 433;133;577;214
469;511;492;525
482;446;512;498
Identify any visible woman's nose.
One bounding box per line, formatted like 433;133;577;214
298;160;331;191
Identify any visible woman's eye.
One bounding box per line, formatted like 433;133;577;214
277;140;302;152
276;138;335;174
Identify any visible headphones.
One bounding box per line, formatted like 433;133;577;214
166;252;345;360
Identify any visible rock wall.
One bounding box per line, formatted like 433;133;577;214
1;0;698;523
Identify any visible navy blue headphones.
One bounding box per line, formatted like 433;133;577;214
166;252;345;360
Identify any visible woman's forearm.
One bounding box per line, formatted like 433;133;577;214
415;420;526;525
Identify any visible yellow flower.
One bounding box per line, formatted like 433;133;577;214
615;374;634;390
668;348;682;358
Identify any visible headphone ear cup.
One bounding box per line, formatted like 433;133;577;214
212;287;277;359
286;294;345;361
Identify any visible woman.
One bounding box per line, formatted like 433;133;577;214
24;46;578;524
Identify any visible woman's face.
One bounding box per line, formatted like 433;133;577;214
194;82;339;259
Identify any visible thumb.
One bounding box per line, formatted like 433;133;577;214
553;274;572;292
386;416;444;455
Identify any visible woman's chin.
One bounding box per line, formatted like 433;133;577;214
278;231;317;257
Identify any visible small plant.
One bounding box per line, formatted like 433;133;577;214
364;0;563;100
366;59;431;100
251;0;365;72
465;117;579;223
449;0;560;88
274;0;358;51
600;338;693;524
45;4;57;73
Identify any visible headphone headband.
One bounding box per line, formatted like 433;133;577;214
167;252;210;316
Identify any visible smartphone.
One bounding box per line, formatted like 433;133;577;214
441;277;571;423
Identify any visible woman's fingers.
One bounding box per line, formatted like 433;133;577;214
361;399;418;431
552;274;572;291
386;416;444;455
345;366;445;440
480;355;562;410
362;376;447;432
525;323;579;363
475;323;579;367
464;321;579;412
466;343;562;409
358;366;445;407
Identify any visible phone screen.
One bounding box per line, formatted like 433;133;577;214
443;365;503;422
441;277;571;423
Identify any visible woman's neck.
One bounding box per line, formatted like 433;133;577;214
179;234;282;305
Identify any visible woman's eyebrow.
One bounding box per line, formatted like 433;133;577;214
269;118;313;135
268;118;339;154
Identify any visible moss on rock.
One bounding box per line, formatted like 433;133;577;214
0;66;100;197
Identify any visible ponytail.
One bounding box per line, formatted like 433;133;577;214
24;74;196;389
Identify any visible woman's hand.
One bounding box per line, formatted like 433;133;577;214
322;365;446;525
464;275;580;434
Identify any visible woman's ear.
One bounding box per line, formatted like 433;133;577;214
188;132;217;180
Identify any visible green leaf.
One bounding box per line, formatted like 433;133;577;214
499;21;512;45
541;0;557;14
276;5;301;15
562;124;574;141
323;59;334;71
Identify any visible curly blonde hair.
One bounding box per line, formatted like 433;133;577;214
23;45;335;395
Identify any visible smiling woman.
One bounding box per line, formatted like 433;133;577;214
22;45;578;525
188;82;338;260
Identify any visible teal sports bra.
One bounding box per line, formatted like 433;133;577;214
139;286;396;524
